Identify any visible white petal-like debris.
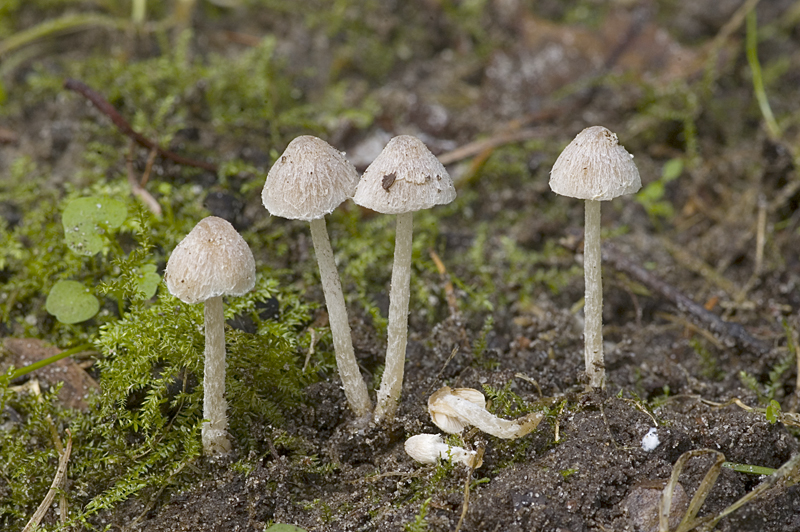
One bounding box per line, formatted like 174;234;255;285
641;427;660;451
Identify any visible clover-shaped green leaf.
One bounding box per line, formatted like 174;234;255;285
46;280;100;324
62;196;128;256
135;263;161;299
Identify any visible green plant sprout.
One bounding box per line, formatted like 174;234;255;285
62;196;128;256
45;196;153;324
404;497;432;532
45;280;100;324
636;157;683;223
0;343;94;385
746;10;780;141
722;461;777;476
765;399;781;424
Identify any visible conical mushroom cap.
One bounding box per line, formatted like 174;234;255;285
262;135;360;221
353;135;456;214
549;126;641;201
165;216;256;304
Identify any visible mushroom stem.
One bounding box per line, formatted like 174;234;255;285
584;199;604;389
374;211;413;422
202;295;232;454
309;217;372;416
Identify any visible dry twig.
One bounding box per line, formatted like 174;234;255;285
602;243;769;354
65;78;217;173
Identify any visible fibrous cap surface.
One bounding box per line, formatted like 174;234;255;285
165;216;256;304
262;135;359;221
353;135;456;214
549;125;641;201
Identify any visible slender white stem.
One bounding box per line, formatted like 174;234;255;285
309;217;372;416
202;295;231;455
584;199;604;389
374;211;413;422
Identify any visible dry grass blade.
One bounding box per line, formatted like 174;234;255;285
455;445;484;532
660;449;800;532
699;452;800;531
676;451;726;532
659;449;725;532
22;429;73;532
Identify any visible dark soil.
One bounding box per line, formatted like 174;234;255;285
2;1;800;531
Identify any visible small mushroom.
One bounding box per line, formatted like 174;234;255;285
428;386;542;439
549;126;641;389
165;216;256;455
262;135;372;417
404;434;482;468
353;135;457;423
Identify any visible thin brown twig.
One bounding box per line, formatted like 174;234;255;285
602;243;770;355
64;78;217;173
140;147;159;186
438;127;556;167
425;346;460;397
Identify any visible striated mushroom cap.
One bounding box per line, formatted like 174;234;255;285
165;216;256;304
549;126;641;201
262;135;360;221
353;135;456;214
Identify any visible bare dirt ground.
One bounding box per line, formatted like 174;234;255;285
2;1;800;531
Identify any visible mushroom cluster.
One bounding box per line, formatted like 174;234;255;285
164;125;639;454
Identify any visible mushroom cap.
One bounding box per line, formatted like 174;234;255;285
549;126;641;201
404;433;481;468
428;386;486;434
262;135;360;221
352;135;456;214
165;216;256;304
404;434;448;465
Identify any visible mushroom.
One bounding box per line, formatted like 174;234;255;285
262;135;372;417
165;216;256;455
353;135;457;422
549;126;641;389
404;433;482;468
428;386;542;439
